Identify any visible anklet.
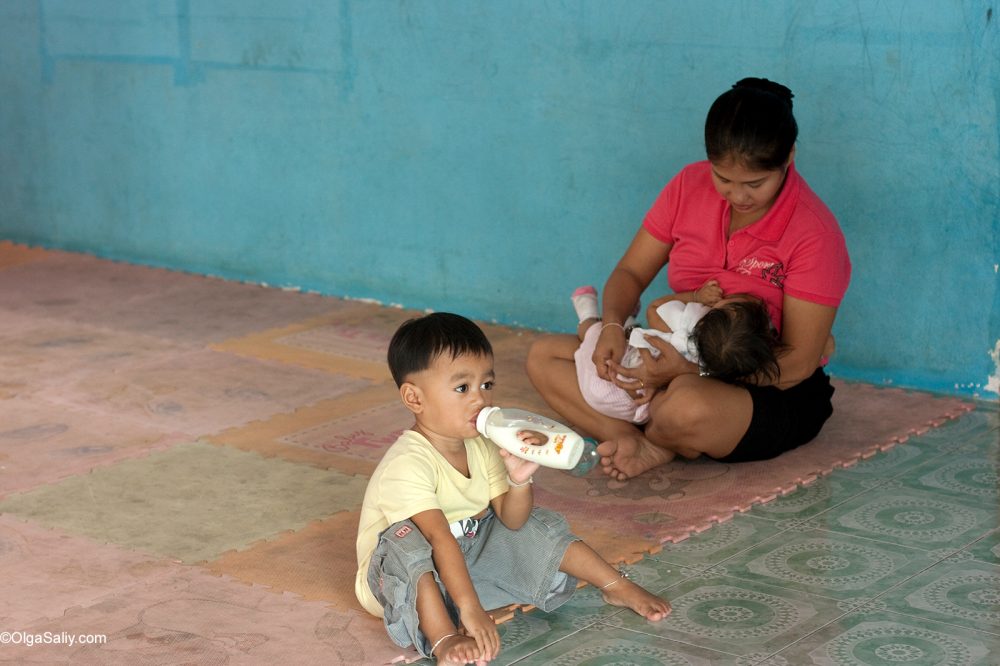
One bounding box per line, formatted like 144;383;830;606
430;632;459;656
600;573;626;590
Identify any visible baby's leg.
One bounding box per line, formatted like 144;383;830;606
559;541;670;621
415;573;482;664
572;286;602;341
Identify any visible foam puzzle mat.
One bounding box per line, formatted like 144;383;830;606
0;243;979;663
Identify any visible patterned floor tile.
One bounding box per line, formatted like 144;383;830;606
967;529;1000;566
507;623;738;665
653;514;789;571
952;426;1000;456
835;435;956;481
879;555;1000;634
894;450;998;509
407;560;696;666
893;405;998;459
770;607;1000;665
612;572;846;657
0;442;367;563
713;527;937;602
743;475;870;524
807;486;997;552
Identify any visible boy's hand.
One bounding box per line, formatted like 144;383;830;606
498;447;540;484
460;605;500;662
515;429;548;446
694;279;722;305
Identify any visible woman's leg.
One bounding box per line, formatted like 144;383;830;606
598;375;753;480
525;334;642;442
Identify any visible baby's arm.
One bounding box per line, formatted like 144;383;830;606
647;280;722;332
492;431;542;530
410;508;499;661
693;279;722;305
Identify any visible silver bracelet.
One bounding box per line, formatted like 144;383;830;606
601;322;626;332
506;474;533;488
430;632;459;656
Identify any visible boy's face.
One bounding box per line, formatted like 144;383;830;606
404;352;495;442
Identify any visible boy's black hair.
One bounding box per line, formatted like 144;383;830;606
692;298;788;385
704;77;798;171
387;312;493;387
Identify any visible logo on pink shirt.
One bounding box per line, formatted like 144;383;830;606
736;257;786;288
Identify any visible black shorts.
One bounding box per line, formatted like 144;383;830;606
716;367;835;463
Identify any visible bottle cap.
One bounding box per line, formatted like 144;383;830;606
475;406;500;435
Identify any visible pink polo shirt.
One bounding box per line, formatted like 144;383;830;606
642;161;850;331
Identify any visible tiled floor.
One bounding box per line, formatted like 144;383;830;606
411;404;1000;665
1;244;997;665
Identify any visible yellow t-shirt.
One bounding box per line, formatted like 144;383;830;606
354;429;509;617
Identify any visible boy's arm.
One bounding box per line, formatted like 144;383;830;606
489;439;541;530
410;508;499;659
489;475;534;530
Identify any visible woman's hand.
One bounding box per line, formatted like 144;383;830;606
607;335;699;402
592;324;628;382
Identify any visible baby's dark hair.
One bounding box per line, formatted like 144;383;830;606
692;298;788;385
705;77;797;171
387;312;493;387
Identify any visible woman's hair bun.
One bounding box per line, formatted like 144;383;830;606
733;77;794;108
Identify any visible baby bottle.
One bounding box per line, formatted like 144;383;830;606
476;406;599;476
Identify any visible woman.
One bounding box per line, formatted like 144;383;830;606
526;78;851;480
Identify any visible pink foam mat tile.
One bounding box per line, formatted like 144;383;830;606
0;310;185;400
0;515;176;627
3;252;350;346
49;348;373;438
533;381;975;547
0;397;185;498
207;383;409;477
0;561;412;665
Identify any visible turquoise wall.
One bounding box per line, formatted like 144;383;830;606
1;1;997;397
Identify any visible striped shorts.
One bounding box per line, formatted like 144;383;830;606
366;507;579;657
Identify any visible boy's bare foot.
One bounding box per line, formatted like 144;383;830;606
597;435;674;480
434;634;483;665
601;577;671;621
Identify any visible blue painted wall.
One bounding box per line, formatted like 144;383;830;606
1;1;997;397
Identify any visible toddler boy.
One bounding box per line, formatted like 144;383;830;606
355;312;670;664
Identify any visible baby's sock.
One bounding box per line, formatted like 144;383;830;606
571;286;599;323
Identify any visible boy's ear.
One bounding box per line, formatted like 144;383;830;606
399;381;424;414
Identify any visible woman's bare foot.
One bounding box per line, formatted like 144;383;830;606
597;435;674;480
601;577;671;621
434;634;484;665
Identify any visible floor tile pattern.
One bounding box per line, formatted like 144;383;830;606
0;243;996;665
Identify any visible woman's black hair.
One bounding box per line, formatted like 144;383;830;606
387;312;493;387
692;298;788;385
704;77;798;171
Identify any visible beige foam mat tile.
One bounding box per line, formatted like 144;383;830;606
0;240;59;270
0;442;368;564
